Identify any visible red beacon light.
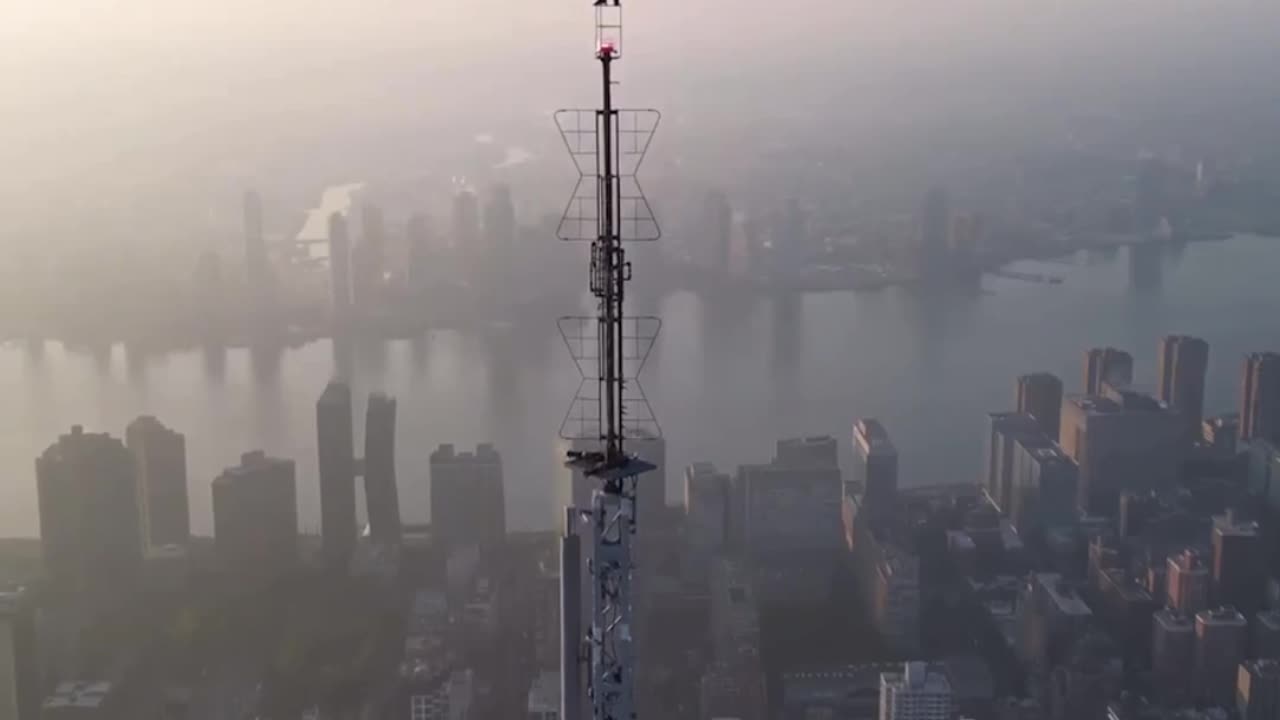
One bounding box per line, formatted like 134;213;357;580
597;40;618;58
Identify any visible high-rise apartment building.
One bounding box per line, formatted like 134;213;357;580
328;213;352;322
874;549;921;654
430;443;506;549
1167;549;1211;616
317;381;357;571
1009;433;1078;535
364;393;401;546
684;463;729;556
739;437;843;554
1158;335;1210;442
983;413;1040;514
1196;607;1248;708
1059;389;1182;514
0;587;38;720
1152;608;1194;701
125;416;189;548
1241;352;1280;444
853;419;898;515
879;662;951;720
36;426;143;592
1084;347;1134;395
1238;659;1280;720
211;451;297;576
1212;512;1263;614
1016;373;1064;440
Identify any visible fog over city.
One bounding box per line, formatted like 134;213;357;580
4;2;1280;720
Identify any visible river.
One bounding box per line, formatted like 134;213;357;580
2;235;1278;538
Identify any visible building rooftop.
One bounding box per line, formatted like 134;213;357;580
1196;606;1247;626
1154;607;1194;630
881;661;951;694
431;443;502;464
1035;573;1092;616
1212;511;1260;537
854;419;897;455
214;450;293;485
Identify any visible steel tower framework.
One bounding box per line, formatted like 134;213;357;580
557;3;660;720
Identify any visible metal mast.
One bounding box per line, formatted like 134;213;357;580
557;3;661;720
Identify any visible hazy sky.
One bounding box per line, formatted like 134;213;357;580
3;1;1279;236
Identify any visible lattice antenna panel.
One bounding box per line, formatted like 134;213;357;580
557;315;661;441
555;109;661;243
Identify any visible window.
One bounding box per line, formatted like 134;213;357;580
412;695;430;720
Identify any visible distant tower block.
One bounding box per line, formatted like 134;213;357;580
1158;335;1209;442
328;213;353;324
1016;373;1063;440
317;381;357;572
1084;347;1133;395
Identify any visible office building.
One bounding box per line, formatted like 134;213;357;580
853;419;898;515
1016;373;1064;440
1203;413;1241;455
1158;335;1210;442
1168;549;1211;615
351;204;386;309
1017;573;1093;672
1059;389;1182;514
1213;512;1263;614
36;426;142;593
430;444;505;549
983;413;1041;514
328;212;352;321
684;463;729;555
1239;659;1280;720
1085;347;1134;395
1248;438;1279;499
1009;433;1078;535
453;190;481;253
1152;609;1195;701
483;184;516;251
1049;632;1122;720
874;549;921;654
364;393;401;546
212;451;297;576
0;587;38;720
1196;607;1248;707
739;437;843;554
1242;353;1280;444
1256;610;1280;659
317;381;357;571
125;416;189;548
880;661;951;720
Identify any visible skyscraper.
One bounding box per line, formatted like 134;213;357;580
1241;352;1280;444
879;662;951;720
1059;390;1182;514
453;189;480;253
1196;606;1248;707
125;416;189;548
1009;434;1078;535
328;213;352;323
704;191;733;272
0;587;38;720
1238;659;1280;720
36;426;143;592
1157;335;1209;442
430;443;506;550
317;381;357;572
874;549;921;654
1167;549;1211;616
406;213;433;293
364;393;402;546
1016;373;1063;440
853;419;898;515
1152;608;1194;702
1084;347;1134;395
983;413;1040;514
1212;512;1263;614
212;451;297;576
739;437;843;554
684;463;729;556
483;184;516;251
352;204;386;309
